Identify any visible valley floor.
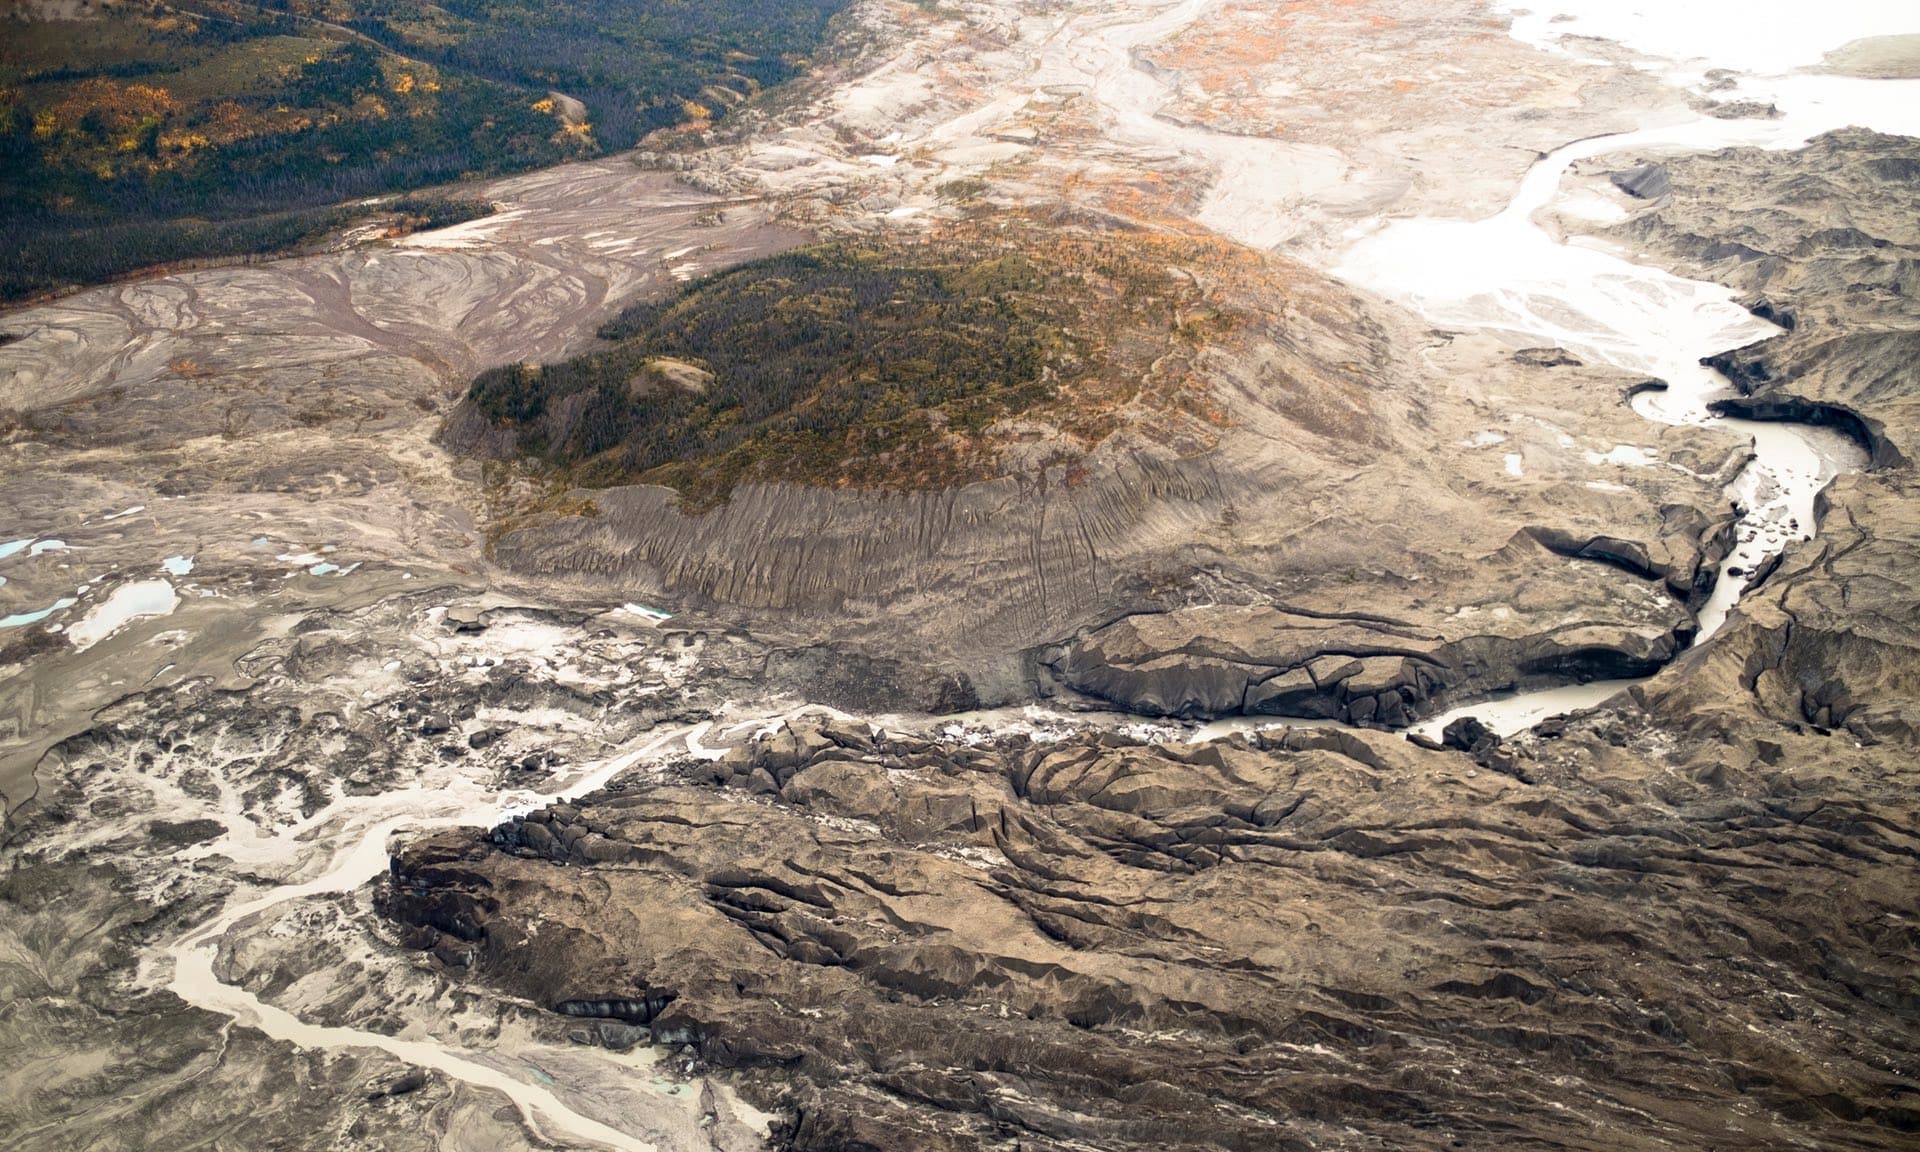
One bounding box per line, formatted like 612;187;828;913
1;3;1917;1150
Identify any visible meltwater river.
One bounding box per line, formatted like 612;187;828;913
1022;0;1918;735
150;6;1920;1150
1336;43;1920;736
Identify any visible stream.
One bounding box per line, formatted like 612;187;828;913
1335;119;1869;738
163;724;726;1151
1025;0;1916;735
144;4;1920;1149
1336;83;1919;735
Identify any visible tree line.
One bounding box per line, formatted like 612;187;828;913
1;0;849;301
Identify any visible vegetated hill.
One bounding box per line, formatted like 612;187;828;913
262;0;846;147
0;0;846;302
461;228;1249;508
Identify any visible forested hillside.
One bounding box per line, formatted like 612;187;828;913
0;0;846;302
465;230;1243;506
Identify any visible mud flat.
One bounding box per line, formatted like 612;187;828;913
0;0;1777;723
1;593;793;1150
165;720;772;1152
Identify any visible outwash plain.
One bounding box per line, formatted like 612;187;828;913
2;2;1918;1150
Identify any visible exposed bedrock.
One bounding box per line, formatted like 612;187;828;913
383;716;1920;1151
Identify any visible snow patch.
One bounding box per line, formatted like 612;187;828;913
67;579;179;650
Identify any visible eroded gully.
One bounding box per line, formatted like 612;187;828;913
162;722;743;1152
149;5;1920;1147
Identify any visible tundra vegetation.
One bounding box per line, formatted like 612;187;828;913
466;228;1249;507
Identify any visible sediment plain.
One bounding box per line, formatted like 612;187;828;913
2;3;1916;1151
